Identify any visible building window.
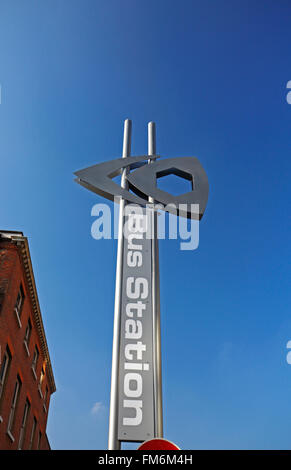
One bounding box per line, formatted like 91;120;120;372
37;431;42;450
23;319;32;356
29;417;37;450
39;367;45;386
31;346;39;379
14;284;25;328
7;375;22;440
18;398;30;450
38;367;45;397
0;345;12;405
43;386;49;413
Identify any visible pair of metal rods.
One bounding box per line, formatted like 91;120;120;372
108;119;163;450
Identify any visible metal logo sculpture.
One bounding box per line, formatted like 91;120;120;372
74;120;209;449
74;156;208;220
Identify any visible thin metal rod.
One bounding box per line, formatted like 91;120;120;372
148;121;156;162
148;121;163;438
108;119;132;450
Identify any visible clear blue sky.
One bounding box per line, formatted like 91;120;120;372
1;0;291;449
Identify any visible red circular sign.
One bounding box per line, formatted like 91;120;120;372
138;438;180;450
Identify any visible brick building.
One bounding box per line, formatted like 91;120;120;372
0;230;56;450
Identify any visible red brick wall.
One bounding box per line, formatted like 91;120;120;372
0;240;52;450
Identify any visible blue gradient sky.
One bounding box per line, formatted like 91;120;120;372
1;0;291;449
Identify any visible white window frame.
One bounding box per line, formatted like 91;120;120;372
43;386;48;413
7;376;21;439
0;346;11;400
14;307;22;328
18;398;30;450
31;346;39;379
29;417;37;450
23;319;32;356
14;285;24;328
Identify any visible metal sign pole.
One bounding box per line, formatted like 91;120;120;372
148;122;163;438
108;119;132;450
74;119;209;450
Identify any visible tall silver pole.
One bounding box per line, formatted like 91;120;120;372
108;119;132;450
148;122;163;438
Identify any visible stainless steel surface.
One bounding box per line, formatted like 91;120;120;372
108;119;132;450
127;156;209;220
74;154;152;206
75;152;208;220
117;206;155;442
148;122;163;438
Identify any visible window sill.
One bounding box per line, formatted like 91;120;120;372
14;309;22;328
7;430;15;442
31;366;37;381
23;341;30;357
